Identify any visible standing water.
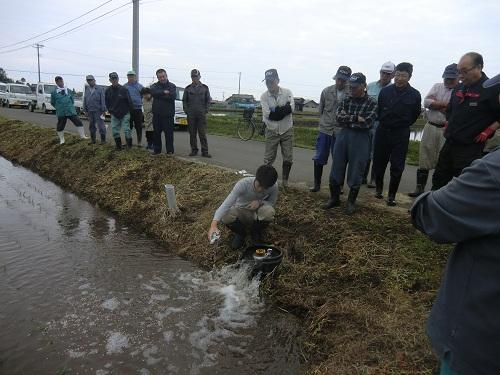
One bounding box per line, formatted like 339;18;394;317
0;157;302;375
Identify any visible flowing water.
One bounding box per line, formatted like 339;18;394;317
0;157;302;375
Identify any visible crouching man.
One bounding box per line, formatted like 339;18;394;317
208;165;278;249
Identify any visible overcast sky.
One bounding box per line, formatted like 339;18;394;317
1;0;499;101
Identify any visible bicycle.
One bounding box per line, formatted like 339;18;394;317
236;108;266;141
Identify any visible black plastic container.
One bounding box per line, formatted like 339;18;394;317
241;245;283;278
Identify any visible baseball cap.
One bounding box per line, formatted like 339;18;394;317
86;74;95;81
127;70;136;76
380;61;395;73
442;63;458;79
349;73;367;86
191;69;201;77
263;69;279;82
483;73;500;88
334;66;352;81
109;72;119;79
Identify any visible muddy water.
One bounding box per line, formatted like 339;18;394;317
0;157;303;375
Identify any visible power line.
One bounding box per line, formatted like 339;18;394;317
0;0;114;49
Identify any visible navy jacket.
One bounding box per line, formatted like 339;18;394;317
377;84;421;129
411;148;500;375
105;84;133;120
151;81;177;118
445;73;500;145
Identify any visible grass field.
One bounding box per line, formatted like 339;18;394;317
207;113;423;165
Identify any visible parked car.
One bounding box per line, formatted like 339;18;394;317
174;87;187;128
3;83;32;108
27;82;57;113
0;82;7;106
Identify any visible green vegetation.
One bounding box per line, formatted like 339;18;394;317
207;113;423;165
0;116;447;375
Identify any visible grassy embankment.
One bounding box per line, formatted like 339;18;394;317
206;113;424;165
0;116;448;375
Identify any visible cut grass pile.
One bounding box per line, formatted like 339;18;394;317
0;117;448;374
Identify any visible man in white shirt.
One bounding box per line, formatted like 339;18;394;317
260;69;295;187
408;64;458;197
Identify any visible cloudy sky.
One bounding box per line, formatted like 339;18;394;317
1;0;499;101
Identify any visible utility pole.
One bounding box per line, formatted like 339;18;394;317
238;72;241;94
33;43;44;83
132;0;140;79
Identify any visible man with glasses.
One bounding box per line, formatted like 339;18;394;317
372;62;422;206
182;69;212;157
432;52;500;190
408;64;459;197
260;69;294;187
364;61;395;187
83;74;107;145
310;65;351;194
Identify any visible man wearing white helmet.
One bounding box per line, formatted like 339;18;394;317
364;61;395;187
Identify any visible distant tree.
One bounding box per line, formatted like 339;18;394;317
0;68;14;83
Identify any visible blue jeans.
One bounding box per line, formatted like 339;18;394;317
312;132;335;166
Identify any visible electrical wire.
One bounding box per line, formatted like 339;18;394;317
0;0;114;49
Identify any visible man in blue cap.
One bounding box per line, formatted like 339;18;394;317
124;70;144;147
323;73;377;214
310;65;351;194
408;64;459;197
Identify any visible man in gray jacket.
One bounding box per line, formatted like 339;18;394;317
83;75;107;144
411;146;500;375
310;65;351;192
182;69;211;157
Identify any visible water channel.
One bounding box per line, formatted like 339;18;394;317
0;157;303;375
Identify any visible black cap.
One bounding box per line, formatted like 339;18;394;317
263;69;279;82
334;66;352;81
191;69;200;77
395;62;413;76
442;63;458;79
109;72;119;79
483;73;500;88
349;73;367;86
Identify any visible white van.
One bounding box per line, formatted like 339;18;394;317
174;87;187;128
3;83;32;108
0;82;7;106
28;82;57;113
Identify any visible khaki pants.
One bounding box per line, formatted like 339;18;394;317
264;128;294;165
221;206;275;226
419;122;445;170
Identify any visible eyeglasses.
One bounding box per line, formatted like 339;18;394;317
458;66;477;75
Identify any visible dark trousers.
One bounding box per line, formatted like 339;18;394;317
56;115;83;131
145;131;154;148
373;127;410;182
153;115;174;153
431;141;484;190
129;109;143;143
188;113;208;154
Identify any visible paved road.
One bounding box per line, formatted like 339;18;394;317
0;107;421;207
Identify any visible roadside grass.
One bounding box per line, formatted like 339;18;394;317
0;116;447;375
207;114;422;165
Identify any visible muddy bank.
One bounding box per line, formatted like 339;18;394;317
0;117;448;374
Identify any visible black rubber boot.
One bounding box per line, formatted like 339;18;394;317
322;183;341;210
225;219;246;250
408;169;429;198
126;137;133;149
282;161;292;188
100;133;106;144
362;160;371;185
387;176;401;206
309;164;323;192
114;137;122;151
250;220;270;245
90;132;96;144
375;175;384;199
346;187;360;215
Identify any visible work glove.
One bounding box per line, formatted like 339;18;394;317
282;102;292;115
474;125;496;143
269;106;286;121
